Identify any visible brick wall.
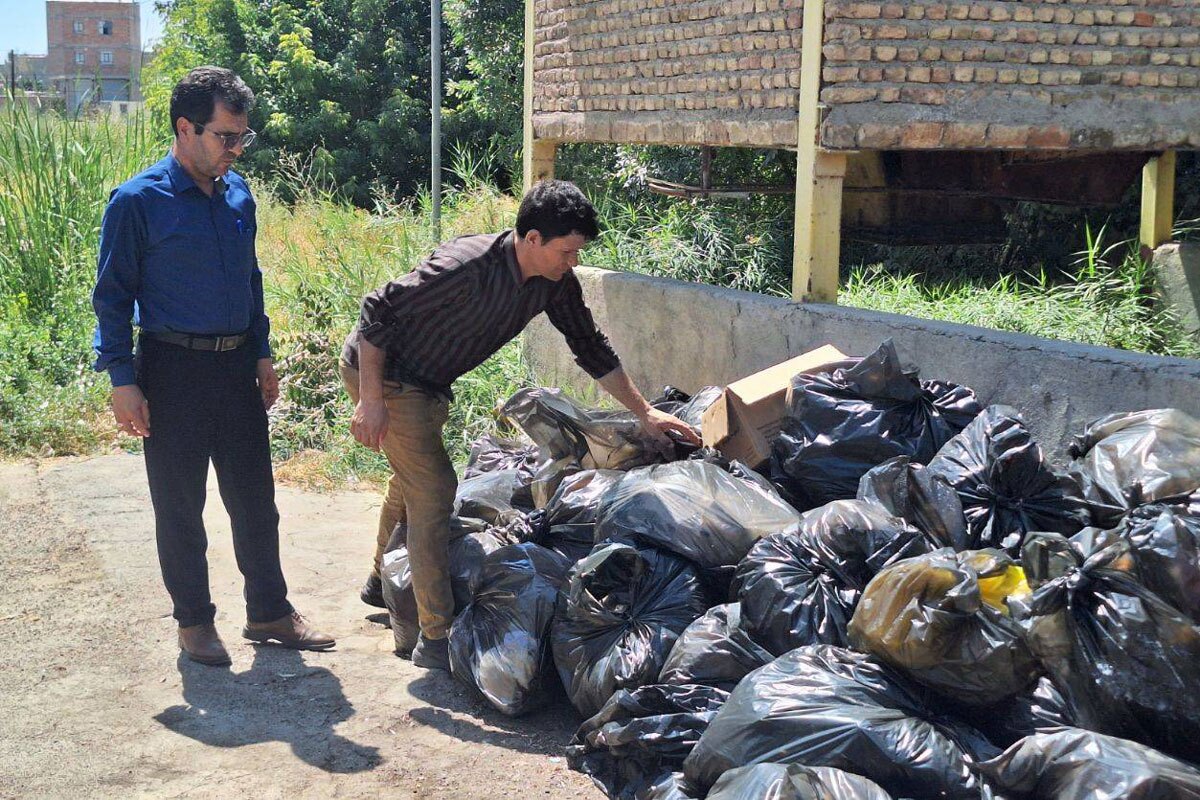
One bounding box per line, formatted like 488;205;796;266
532;0;804;147
820;0;1200;149
532;0;1200;150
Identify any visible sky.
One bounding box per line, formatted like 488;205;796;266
0;0;165;56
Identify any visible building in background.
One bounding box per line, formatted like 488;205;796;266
1;53;50;90
46;0;141;113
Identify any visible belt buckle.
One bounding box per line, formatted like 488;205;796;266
215;335;233;352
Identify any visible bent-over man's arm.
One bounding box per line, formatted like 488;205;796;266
546;272;701;448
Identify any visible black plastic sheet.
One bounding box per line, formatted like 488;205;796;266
551;542;710;717
447;542;571;716
657;603;774;691
848;548;1041;707
682;644;997;798
1068;408;1200;528
979;728;1200;799
1014;530;1200;763
380;522;518;646
771;339;982;511
858;455;969;550
925;405;1090;554
503;387;664;505
454;468;534;526
651;385;723;429
1121;503;1200;623
464;433;539;482
705;763;893;800
595;461;801;569
526;469;624;564
733;499;930;655
971;676;1076;749
566;683;728;800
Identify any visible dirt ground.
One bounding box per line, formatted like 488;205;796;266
0;454;599;800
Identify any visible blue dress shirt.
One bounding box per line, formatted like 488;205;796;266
91;153;271;387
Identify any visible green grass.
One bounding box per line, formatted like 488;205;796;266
2;105;1197;484
842;222;1200;359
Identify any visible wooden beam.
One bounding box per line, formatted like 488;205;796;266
792;0;844;303
522;0;556;192
1140;150;1176;250
794;151;848;303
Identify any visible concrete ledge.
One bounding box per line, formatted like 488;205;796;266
525;267;1200;457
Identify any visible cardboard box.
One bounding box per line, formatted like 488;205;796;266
701;344;848;468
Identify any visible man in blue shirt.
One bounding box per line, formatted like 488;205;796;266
92;66;333;666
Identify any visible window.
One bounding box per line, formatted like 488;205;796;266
73;20;84;34
75;51;86;65
99;20;113;35
100;51;113;65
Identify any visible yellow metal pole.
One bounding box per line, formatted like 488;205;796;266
792;0;843;302
522;0;556;192
1140;150;1176;250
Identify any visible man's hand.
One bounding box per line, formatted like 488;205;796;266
256;358;280;410
638;406;702;457
350;398;389;451
111;384;150;437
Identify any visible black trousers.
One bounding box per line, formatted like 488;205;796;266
137;337;291;627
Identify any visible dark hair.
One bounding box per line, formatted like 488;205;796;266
515;180;600;241
168;66;255;137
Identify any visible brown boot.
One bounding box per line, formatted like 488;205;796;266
178;623;232;666
242;610;335;651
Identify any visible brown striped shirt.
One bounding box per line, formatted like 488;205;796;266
341;230;620;399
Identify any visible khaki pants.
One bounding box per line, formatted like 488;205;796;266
340;361;457;639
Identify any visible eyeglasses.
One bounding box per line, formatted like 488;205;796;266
193;122;257;151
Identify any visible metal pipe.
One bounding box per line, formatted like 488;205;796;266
431;0;442;241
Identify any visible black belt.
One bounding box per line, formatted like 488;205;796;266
144;330;249;352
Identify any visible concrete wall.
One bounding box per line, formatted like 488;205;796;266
525;267;1200;458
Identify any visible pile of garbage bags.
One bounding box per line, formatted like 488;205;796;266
373;349;1200;800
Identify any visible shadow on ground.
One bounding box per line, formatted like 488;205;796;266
404;669;582;758
154;646;382;773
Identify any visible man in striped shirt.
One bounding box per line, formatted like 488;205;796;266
340;180;700;670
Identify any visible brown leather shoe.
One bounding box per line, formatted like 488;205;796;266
178;623;232;666
242;610;335;651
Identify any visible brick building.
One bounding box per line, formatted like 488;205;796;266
523;0;1200;302
46;0;141;113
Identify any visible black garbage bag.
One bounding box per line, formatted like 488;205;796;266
525;469;625;563
706;763;893;800
447;542;572;716
858;455;970;549
924;405;1090;554
979;728;1200;799
567;683;728;800
551;542;710;717
771;339;982;510
639;773;697;800
464;433;539;481
733;499;930;655
503;388;664;505
454;468;535;526
381;522;519;651
658;603;774;691
595;461;801;569
689;448;779;494
1013;529;1200;763
1120;502;1200;623
972;676;1076;749
1068;408;1200;528
848;548;1041;707
651;385;723;429
682;645;997;798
